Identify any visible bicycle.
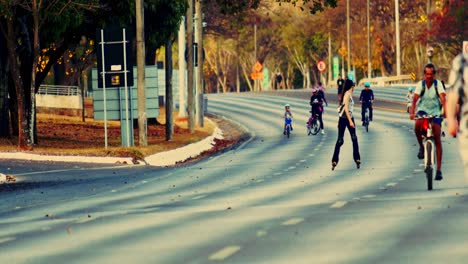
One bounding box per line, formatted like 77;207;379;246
362;102;371;132
306;110;321;136
363;106;370;132
415;114;440;191
284;116;293;138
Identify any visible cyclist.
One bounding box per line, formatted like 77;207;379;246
359;82;374;125
310;88;325;134
409;63;446;180
316;82;328;106
406;87;414;113
283;103;293;135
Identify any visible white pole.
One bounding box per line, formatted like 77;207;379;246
178;16;186;118
346;0;351;75
123;28;130;147
395;0;401;76
100;29;108;149
367;0;372;79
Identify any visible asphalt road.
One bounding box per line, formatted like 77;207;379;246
0;90;467;264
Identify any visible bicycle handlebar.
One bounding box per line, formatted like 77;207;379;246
414;114;442;119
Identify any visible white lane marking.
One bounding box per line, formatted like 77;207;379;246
288;166;296;170
0;237;15;244
309;154;315;157
257;230;268;237
192;195;207;200
273;172;282;176
209;246;241;261
281;217;304;226
314;148;320;151
299;159;307;163
387;182;397;187
362;194;376;199
379;187;387;190
330;201;348;208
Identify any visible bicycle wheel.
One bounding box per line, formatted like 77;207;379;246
425;142;433;190
365;109;370;132
306;122;312;136
286;125;291;138
311;119;320;135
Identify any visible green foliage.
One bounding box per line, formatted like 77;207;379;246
145;0;187;50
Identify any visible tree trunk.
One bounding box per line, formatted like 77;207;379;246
5;18;30;150
186;0;195;133
136;0;148;146
165;38;174;141
0;32;10;138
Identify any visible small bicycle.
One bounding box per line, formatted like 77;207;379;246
306;110;320;136
362;102;372;132
363;106;370;132
284;116;293;138
415;114;440;191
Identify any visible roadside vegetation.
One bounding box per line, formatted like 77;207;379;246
0;108;214;160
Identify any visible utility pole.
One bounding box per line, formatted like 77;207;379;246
395;0;401;76
195;0;204;127
186;0;195;133
367;0;372;79
136;0;147;146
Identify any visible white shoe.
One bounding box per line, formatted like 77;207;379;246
321;130;325;134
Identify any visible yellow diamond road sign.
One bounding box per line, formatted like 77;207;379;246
253;61;262;72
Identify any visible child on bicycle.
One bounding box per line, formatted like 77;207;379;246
359;82;374;125
406;87;414;113
284;104;293;135
310;88;325;134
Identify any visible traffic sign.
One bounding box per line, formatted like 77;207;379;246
253;61;263;72
250;72;263;80
317;60;326;72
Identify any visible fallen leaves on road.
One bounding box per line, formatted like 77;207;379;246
0;173;17;184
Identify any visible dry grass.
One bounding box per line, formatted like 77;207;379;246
0;109;214;159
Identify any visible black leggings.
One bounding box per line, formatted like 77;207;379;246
312;106;324;129
332;117;360;164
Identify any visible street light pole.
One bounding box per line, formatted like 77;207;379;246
367;0;372;79
395;0;401;77
346;0;351;76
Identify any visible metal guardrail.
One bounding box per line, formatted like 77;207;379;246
38;85;80;96
359;74;413;86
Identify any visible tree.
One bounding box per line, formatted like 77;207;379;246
0;0;101;150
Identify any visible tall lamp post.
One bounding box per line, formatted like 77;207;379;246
395;0;401;77
346;0;351;76
367;0;372;79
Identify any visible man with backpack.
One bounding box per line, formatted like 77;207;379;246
410;63;447;180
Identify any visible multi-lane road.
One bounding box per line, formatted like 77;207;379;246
0;89;467;263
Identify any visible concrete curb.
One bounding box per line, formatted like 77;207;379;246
0;118;225;167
